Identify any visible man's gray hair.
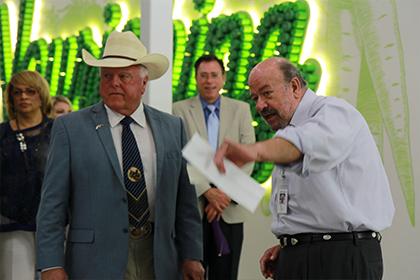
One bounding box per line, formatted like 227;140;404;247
138;64;149;78
278;59;307;87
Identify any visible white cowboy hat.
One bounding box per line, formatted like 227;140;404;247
82;31;169;80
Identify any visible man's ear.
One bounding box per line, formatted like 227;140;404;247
143;76;149;86
291;77;301;97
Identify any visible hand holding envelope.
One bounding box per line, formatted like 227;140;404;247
182;133;265;213
213;138;259;173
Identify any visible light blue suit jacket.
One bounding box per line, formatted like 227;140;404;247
36;102;202;279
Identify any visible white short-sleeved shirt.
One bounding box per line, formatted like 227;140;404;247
270;89;395;235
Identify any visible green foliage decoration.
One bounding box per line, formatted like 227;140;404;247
123;18;141;37
193;0;215;16
45;38;63;96
71;27;102;110
59;36;79;99
204;11;254;99
22;39;49;75
103;3;122;29
173;17;209;102
173;20;187;95
13;0;35;73
0;4;13;85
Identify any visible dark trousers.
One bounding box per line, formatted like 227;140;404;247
275;238;383;280
202;217;243;280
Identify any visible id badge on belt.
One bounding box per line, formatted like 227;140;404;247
276;169;289;214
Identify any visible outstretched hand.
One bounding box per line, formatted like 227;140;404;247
213;139;257;173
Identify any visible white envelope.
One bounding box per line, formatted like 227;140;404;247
182;133;265;213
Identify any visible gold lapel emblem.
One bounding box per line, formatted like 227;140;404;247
127;167;141;182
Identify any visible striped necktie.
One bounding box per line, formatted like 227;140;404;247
120;116;150;228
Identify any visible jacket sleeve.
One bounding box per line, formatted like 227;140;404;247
175;118;203;261
36;118;70;270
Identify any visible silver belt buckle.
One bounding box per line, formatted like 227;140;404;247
130;221;152;240
280;236;288;248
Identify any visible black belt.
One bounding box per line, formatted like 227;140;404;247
278;231;381;248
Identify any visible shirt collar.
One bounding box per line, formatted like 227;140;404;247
104;102;146;128
289;88;318;126
199;95;221;111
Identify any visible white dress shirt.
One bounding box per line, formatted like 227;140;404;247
105;103;157;221
270;89;395;235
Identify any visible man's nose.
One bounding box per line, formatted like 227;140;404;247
203;75;214;82
111;75;121;86
255;98;267;112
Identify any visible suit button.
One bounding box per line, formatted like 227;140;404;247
123;228;128;233
122;198;127;203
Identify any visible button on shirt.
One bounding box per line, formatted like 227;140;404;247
105;103;157;220
270;89;395;235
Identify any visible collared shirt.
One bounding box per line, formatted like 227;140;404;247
105;103;157;220
270;89;395;235
199;95;221;123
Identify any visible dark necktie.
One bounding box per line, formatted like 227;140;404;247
121;116;150;228
206;105;230;256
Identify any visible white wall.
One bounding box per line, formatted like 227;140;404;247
140;0;173;113
381;2;420;278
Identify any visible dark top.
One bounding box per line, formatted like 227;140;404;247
0;117;53;232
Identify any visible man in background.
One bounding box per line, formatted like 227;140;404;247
173;54;255;280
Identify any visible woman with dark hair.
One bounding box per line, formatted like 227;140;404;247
0;70;53;279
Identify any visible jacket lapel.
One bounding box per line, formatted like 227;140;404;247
144;105;164;189
188;96;207;138
91;102;124;187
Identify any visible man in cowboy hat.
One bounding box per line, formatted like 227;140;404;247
36;31;204;280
